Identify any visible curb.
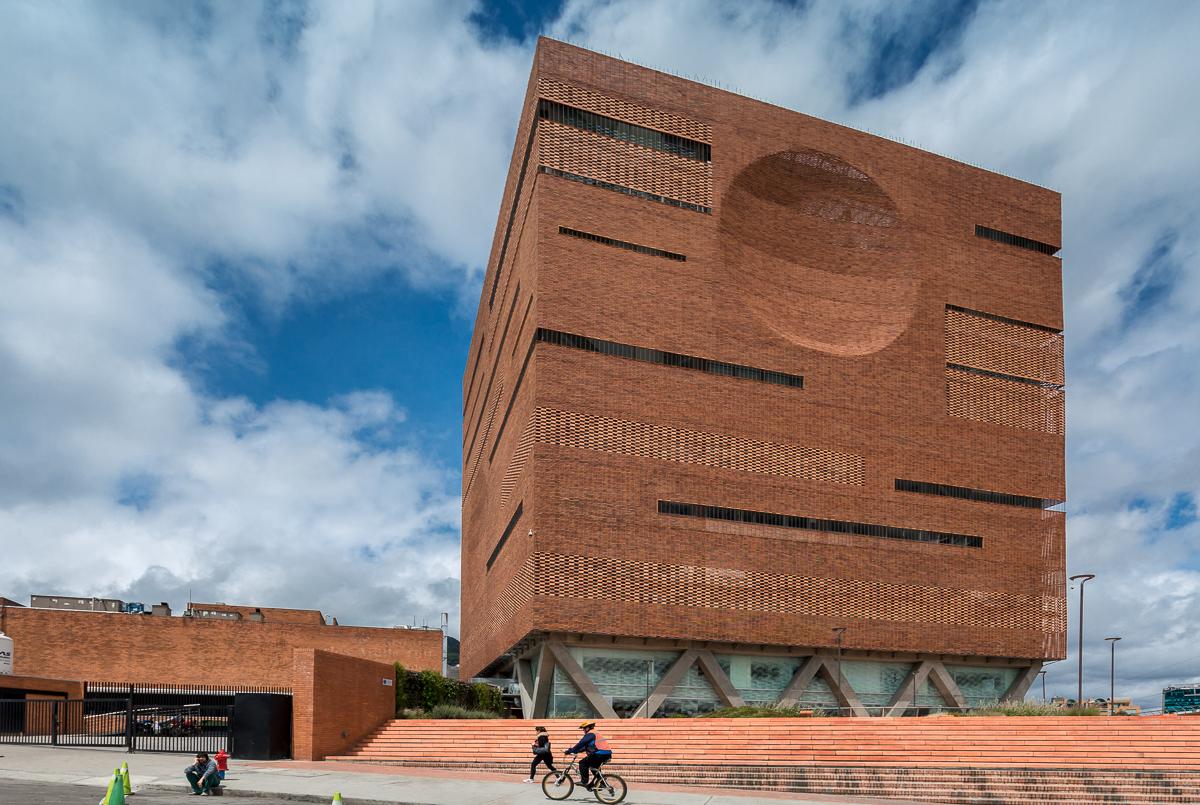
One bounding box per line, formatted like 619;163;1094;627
139;784;419;805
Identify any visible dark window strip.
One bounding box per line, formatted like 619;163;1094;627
896;479;1063;510
489;336;537;463
538;99;711;162
559;226;685;261
513;296;533;357
975;225;1060;256
490;116;540;308
463;334;484;418
659;500;982;549
487;502;523;571
946;304;1061;334
539;167;712;214
947;363;1064;390
537;328;802;389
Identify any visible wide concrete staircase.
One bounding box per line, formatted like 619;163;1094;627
327;716;1200;804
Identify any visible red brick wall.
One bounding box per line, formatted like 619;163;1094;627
0;605;441;686
0;674;85;699
292;648;396;761
461;39;1066;678
188;602;325;625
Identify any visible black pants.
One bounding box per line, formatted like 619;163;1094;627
530;753;556;778
579;754;609;786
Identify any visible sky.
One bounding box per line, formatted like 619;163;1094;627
1;0;1198;711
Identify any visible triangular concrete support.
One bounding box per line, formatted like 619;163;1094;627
631;650;699;718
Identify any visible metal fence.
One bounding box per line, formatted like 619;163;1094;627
1;697;233;753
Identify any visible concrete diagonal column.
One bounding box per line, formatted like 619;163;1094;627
546;642;619;719
817;656;870;717
1001;662;1043;703
530;643;555;718
882;660;936;717
927;662;970;710
776;656;823;707
516;657;535;717
695;650;745;708
631;649;700;718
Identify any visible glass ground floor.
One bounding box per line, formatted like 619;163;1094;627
507;639;1040;719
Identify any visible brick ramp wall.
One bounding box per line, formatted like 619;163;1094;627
292;649;397;762
328;717;1200;805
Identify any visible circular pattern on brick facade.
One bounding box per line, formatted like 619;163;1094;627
719;149;917;356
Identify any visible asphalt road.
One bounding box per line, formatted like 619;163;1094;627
0;779;304;805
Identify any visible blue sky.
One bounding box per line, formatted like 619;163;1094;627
2;0;1200;710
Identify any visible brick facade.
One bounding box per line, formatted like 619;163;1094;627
461;39;1065;681
0;605;441;687
292;648;396;761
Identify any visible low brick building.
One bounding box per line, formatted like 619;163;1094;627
0;599;441;688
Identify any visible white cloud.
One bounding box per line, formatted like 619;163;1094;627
2;0;1199;704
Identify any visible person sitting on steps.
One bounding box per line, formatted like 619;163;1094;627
184;752;221;796
564;720;612;790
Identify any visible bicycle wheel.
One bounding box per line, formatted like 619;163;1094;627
593;773;627;804
541;770;574;800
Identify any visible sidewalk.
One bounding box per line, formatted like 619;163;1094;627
0;745;925;805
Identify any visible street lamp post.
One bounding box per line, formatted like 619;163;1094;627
1106;637;1122;715
1069;574;1096;708
831;627;847;715
1038;670;1048;703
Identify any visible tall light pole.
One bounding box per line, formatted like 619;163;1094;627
1069;574;1095;708
1038;670;1048;703
831;627;847;716
1105;637;1121;715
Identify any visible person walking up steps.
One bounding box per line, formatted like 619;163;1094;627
524;725;556;782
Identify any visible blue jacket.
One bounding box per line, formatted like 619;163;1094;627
566;732;612;757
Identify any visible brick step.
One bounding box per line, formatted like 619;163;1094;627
322;760;1200;804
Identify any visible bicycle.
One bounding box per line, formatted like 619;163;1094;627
541;754;626;803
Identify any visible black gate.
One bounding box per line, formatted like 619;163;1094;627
1;683;289;754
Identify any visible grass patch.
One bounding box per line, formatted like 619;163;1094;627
701;705;824;718
964;701;1102;717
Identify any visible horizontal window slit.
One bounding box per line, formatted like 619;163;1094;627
559;226;685;261
538;99;711;162
896;479;1063;510
659;500;982;548
947;363;1064;390
975;225;1060;256
537;328;802;389
539;167;711;214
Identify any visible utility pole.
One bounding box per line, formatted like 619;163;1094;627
441;613;449;676
1069;574;1095;707
1105;637;1121;714
831;627;847;715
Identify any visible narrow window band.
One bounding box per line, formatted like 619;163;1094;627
659;500;982;548
536;328;802;389
948;363;1064;390
487;502;523;570
975;225;1060;256
539;167;712;214
895;479;1063;510
946;304;1061;334
559;226;685;261
538;99;711;162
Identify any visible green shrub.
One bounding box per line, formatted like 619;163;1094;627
470;682;503;714
702;705;824;718
964;700;1102;717
427;704;500;719
393;663;407;715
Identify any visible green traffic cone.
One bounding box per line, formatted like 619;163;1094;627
99;768;117;805
109;776;126;805
121;763;132;796
332;794;342;804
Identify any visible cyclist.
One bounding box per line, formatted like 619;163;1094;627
564;720;612;790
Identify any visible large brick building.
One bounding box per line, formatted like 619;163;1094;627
461;39;1065;718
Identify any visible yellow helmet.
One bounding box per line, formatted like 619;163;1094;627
579;720;596;729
